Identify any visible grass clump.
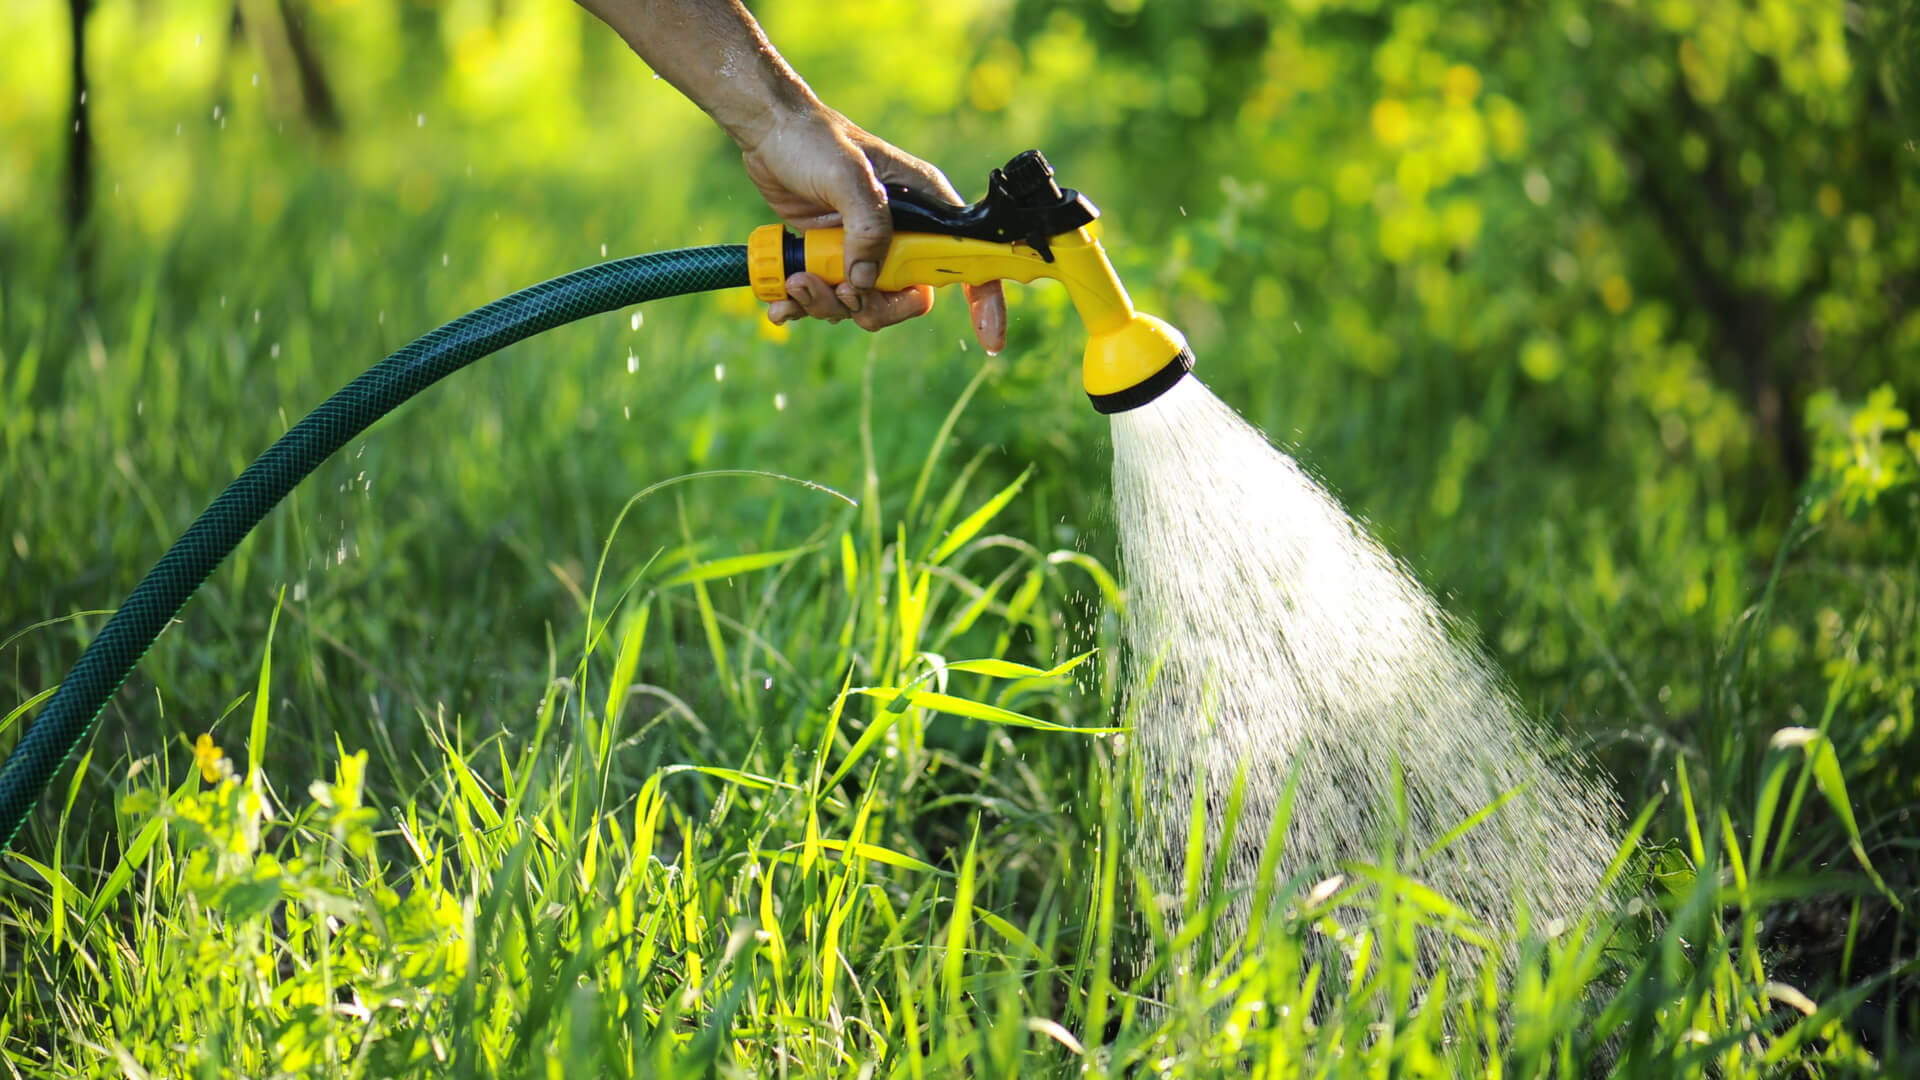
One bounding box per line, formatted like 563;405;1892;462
2;381;1911;1076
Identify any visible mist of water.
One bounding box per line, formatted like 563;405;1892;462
1110;375;1619;975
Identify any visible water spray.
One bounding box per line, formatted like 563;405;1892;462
0;150;1188;848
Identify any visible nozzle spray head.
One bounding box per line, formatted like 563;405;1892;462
747;150;1192;414
1084;328;1194;415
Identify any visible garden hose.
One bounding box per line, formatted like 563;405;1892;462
0;150;1189;851
0;248;749;850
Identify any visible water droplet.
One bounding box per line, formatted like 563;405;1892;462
195;33;201;47
79;91;86;104
623;405;631;419
270;343;280;358
763;676;773;690
416;113;426;127
252;309;260;324
627;350;638;374
713;364;725;381
630;311;644;331
442;252;449;267
773;392;787;411
600;242;607;257
251;73;259;87
378;310;385;325
219;295;226;308
136;400;143;415
213;105;221;119
1178;205;1187;216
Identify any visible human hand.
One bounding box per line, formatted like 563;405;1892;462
740;105;1007;353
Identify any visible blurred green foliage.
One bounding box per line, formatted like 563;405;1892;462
2;0;1918;1065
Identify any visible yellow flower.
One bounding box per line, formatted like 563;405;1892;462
193;733;226;784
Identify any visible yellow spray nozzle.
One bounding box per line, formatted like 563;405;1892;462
744;151;1190;414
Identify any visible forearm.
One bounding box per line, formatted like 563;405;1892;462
576;0;816;148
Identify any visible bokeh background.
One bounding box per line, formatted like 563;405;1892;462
3;0;1918;1018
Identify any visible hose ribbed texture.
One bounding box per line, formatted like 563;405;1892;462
0;245;751;850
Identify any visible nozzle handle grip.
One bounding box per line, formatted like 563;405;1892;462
802;228;1076;292
747;224;1117;310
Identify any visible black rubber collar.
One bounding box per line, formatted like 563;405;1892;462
1087;349;1194;414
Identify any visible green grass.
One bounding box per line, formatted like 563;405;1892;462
2;366;1913;1074
5;0;1920;1072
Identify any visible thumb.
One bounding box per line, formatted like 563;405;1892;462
831;156;892;292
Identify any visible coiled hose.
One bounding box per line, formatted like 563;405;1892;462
0;245;752;850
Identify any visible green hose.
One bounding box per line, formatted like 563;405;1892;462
0;244;752;851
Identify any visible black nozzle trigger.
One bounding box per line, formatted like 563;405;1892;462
884;185;983;239
879;151;1099;264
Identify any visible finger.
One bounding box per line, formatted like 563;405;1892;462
866;142;966;206
767;299;804;325
787;272;854;322
830;155;892;303
851;286;935;332
963;281;1007;354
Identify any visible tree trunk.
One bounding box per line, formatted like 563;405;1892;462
239;0;343;135
65;0;94;289
276;0;342;133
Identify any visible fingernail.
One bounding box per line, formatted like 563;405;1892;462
839;285;864;313
791;283;814;305
850;261;879;290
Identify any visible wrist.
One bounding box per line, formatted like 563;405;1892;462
716;59;820;152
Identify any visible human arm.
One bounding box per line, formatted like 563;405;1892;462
574;0;1007;348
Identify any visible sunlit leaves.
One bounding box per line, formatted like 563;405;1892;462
1805;384;1920;520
